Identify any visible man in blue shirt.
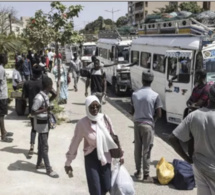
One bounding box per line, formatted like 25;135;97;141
21;55;32;81
131;70;162;183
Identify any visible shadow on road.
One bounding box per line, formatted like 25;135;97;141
67;119;79;124
5;106;29;121
0;145;33;159
8;160;47;175
72;103;85;106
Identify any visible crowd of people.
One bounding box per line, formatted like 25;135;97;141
1;49;215;195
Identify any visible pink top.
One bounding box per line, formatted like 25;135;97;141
65;115;114;166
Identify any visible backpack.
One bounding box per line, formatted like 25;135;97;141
171;159;195;190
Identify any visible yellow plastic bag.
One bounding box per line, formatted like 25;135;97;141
156;157;174;185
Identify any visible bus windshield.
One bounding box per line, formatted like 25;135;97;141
82;45;96;56
203;58;215;83
117;46;130;64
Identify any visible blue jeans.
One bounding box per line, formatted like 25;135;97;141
30;118;36;145
85;149;111;195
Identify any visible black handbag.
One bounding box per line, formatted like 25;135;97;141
80;68;89;77
40;93;57;129
104;115;123;158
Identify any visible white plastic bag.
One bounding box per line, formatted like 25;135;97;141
111;161;135;195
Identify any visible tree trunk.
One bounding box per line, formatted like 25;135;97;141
55;41;61;102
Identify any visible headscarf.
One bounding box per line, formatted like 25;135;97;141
85;95;118;165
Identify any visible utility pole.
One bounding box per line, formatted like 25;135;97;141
105;8;120;29
8;13;12;34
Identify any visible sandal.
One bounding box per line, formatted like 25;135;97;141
2;137;13;143
47;170;59;178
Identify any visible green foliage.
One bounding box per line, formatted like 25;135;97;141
154;2;202;14
116;16;128;27
7;79;13;104
52;99;64;114
153;3;178;14
179;2;202;13
81;16;115;34
25;2;83;51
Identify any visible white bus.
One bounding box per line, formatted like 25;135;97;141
64;44;79;64
130;33;215;124
81;42;96;67
96;37;132;95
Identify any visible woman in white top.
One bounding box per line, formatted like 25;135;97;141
65;95;124;195
52;58;68;104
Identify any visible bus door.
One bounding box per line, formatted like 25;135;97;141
165;50;194;124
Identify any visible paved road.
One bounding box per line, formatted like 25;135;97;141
0;74;196;195
106;85;177;143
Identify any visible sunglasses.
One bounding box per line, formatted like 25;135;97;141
89;105;101;110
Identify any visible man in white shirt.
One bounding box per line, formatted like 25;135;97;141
12;62;22;90
68;52;82;92
0;54;13;142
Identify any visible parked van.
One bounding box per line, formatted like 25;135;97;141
130;32;215;124
80;42;96;68
96;31;132;95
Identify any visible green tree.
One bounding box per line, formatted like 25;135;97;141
25;1;83;98
116;16;128;27
153;3;178;14
179;2;202;13
25;10;53;52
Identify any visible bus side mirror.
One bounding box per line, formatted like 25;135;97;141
110;52;113;59
95;48;98;56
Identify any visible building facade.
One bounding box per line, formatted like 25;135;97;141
128;1;215;26
0;16;30;36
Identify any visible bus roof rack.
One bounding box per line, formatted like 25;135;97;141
98;30;120;39
138;17;215;40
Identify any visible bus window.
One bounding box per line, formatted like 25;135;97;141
82;45;96;56
140;52;151;69
131;50;139;64
168;57;191;83
153;54;165;73
117;46;130;63
99;48;108;59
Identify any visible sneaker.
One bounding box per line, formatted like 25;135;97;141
28;148;34;156
143;175;154;183
47;170;59;178
74;86;78;92
36;163;45;169
1;137;13;143
134;170;142;179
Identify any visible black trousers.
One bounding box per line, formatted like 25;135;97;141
85;149;111;195
30;118;37;145
37;132;52;172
